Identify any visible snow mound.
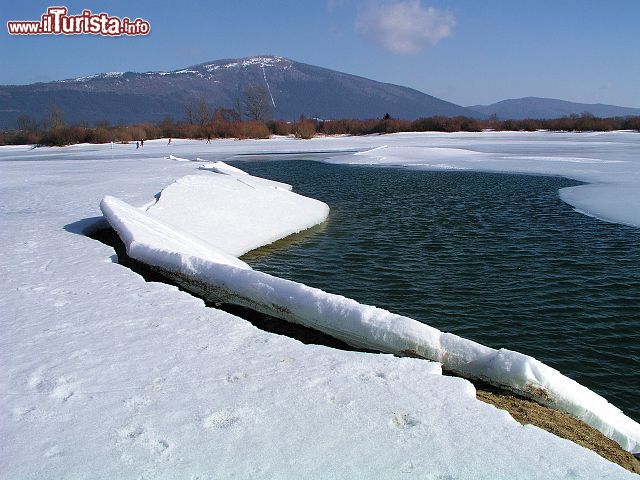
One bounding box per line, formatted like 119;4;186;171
341;146;490;166
100;173;640;455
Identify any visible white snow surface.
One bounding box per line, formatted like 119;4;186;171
100;195;250;270
202;55;290;71
141;172;326;257
2;135;639;479
167;154;192;162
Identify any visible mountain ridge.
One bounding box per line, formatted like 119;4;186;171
468;96;640;120
0;55;482;128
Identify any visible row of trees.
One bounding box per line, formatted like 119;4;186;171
316;113;640;135
1;105;639;147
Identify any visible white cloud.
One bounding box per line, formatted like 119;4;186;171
355;1;456;54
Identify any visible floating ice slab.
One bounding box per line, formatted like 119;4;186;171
100;195;250;270
142;174;327;257
100;170;640;455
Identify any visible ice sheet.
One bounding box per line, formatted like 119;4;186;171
559;183;640;227
143;173;327;257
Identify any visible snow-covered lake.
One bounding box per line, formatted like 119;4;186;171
2;132;639;479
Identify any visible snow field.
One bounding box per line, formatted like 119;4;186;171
3;134;639;478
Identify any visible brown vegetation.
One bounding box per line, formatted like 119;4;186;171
1;109;638;147
292;119;316;139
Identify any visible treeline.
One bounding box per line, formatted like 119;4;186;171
1;110;639;146
315;114;640;135
0;107;304;146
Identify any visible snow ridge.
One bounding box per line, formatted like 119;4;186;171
202;55;290;71
60;71;124;83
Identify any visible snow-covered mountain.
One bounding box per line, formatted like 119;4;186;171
0;55;482;127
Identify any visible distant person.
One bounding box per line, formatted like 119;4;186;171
136;141;139;149
206;134;211;144
167;137;172;145
140;139;144;148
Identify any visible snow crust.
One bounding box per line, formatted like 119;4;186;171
197;159;249;175
167;154;192;162
2;135;639;478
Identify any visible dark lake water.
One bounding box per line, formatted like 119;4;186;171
235;160;640;422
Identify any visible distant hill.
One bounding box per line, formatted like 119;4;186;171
0;55;483;128
468;97;640;120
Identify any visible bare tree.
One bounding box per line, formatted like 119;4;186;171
16;114;35;131
214;107;240;123
46;105;64;130
232;94;242;121
243;84;272;121
196;97;212;127
185;101;195;124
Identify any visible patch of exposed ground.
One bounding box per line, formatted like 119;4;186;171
474;381;640;474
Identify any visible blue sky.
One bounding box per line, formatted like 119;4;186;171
1;0;639;107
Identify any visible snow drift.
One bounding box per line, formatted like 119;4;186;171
100;163;640;455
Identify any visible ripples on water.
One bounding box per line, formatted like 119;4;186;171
236;160;640;421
